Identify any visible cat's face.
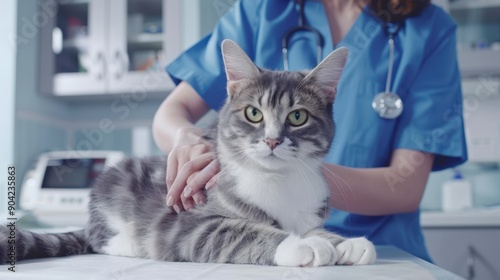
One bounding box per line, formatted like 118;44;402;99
218;71;334;170
218;40;348;170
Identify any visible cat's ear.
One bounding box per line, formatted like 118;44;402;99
221;39;259;94
303;47;348;102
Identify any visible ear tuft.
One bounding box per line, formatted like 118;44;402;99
303;47;349;102
221;39;260;92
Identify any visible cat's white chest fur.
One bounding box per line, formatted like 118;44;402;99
233;162;328;235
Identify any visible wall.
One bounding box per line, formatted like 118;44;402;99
0;0;17;221
14;1;73;182
181;0;235;48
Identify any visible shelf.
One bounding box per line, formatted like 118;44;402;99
63;38;89;50
450;0;500;10
450;0;500;23
128;0;163;17
127;33;163;49
421;208;500;228
128;33;162;43
58;0;89;5
458;49;500;77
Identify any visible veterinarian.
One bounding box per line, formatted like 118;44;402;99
152;0;467;262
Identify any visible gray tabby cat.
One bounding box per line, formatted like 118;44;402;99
0;40;376;267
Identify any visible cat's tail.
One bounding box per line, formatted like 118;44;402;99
0;225;90;265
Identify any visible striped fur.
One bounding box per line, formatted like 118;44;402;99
0;227;88;263
0;41;376;266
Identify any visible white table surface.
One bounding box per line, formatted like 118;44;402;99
421;208;500;228
0;246;463;280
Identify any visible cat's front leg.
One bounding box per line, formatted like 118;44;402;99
166;215;339;267
304;229;377;265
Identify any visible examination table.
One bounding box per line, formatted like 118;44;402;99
1;244;463;279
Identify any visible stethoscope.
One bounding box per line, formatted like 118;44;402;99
282;0;404;119
371;22;404;119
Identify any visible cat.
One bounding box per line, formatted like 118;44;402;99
0;40;376;267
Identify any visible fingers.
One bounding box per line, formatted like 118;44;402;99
180;196;196;212
166;149;182;192
166;143;210;193
205;172;220;191
180;172;199;212
178;190;206;212
186;171;200;186
184;159;220;196
180;160;219;211
167;152;216;211
192;191;207;205
180;189;207;211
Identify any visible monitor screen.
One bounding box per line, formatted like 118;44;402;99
41;158;106;189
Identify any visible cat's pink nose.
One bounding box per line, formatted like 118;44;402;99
264;138;281;150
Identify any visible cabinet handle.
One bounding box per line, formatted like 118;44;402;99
467;246;475;280
114;51;128;80
95;52;106;80
466;245;500;280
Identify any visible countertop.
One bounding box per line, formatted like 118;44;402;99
421;208;500;228
0;246;463;279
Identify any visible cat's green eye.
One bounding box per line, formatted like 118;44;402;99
288;109;308;126
245;106;263;123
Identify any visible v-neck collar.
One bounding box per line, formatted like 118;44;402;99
335;6;382;50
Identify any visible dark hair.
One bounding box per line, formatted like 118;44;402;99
369;0;431;23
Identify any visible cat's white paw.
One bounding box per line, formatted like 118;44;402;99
335;237;376;265
274;235;338;267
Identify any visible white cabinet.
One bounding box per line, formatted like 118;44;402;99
423;227;500;280
421;211;500;280
449;0;500;77
39;0;182;96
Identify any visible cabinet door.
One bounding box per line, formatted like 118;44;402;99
40;0;108;96
107;0;181;95
423;228;500;280
449;1;500;77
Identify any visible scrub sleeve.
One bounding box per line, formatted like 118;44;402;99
392;25;467;170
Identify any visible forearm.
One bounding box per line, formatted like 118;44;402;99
323;149;434;216
152;81;210;154
153;104;202;153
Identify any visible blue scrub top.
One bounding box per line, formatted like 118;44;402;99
166;0;467;262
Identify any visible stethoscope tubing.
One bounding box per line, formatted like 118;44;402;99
282;0;323;71
385;34;395;94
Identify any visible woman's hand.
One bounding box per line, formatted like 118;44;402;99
165;126;220;213
152;81;217;212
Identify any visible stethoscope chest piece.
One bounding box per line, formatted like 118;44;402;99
372;91;403;119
